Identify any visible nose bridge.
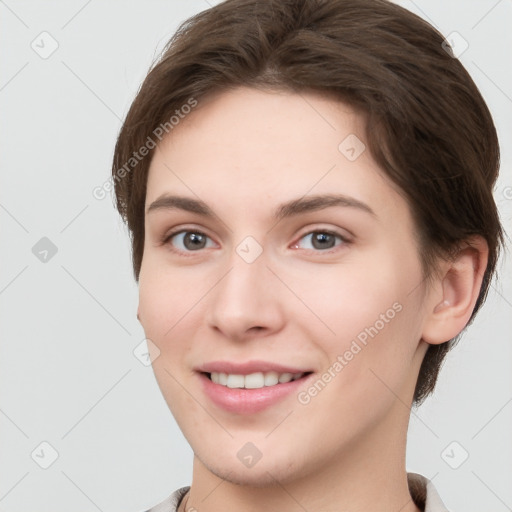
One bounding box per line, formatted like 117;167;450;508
207;242;284;338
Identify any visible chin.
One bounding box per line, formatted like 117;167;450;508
201;458;294;488
223;470;278;487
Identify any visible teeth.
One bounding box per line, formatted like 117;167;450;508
278;372;293;383
245;372;265;389
226;374;245;388
264;371;279;386
209;371;305;389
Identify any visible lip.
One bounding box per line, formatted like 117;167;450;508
196;360;310;375
196;360;314;414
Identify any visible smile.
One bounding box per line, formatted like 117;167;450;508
196;362;314;414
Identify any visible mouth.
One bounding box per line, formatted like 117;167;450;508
196;364;315;414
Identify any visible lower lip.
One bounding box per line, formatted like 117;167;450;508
198;373;312;414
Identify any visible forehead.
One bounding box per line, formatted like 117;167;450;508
145;86;406;223
160;86;366;162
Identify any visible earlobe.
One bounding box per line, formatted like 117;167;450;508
422;236;488;345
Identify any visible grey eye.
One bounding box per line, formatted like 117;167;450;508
297;231;344;250
171;231;215;251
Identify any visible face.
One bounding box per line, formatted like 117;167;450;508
138;87;431;486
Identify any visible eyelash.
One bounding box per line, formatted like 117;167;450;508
161;228;351;256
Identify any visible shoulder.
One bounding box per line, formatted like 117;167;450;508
143;486;190;512
408;472;451;512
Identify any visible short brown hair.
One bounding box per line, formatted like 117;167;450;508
112;0;503;404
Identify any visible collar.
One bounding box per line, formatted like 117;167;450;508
408;473;451;512
146;472;450;512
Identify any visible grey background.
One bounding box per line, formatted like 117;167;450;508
0;1;510;511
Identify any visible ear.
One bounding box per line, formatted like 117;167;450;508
421;236;489;345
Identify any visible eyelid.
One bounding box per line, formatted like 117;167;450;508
161;226;213;243
291;224;353;244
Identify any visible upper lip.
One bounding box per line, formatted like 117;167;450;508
196;360;312;375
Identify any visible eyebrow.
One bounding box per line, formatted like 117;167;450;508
146;193;376;220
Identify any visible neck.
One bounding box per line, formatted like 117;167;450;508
183;399;421;512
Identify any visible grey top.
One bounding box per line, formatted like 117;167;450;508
144;472;450;512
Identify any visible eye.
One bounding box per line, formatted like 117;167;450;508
292;230;348;251
164;230;216;252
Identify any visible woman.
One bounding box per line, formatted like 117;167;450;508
111;1;504;510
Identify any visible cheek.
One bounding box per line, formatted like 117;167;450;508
288;259;408;337
138;261;192;350
293;250;424;375
293;283;423;444
138;265;201;416
138;250;206;328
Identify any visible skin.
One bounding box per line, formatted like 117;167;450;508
137;86;488;512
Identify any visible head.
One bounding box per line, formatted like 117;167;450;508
111;0;503;486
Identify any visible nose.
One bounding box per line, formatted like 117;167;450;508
206;250;286;341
